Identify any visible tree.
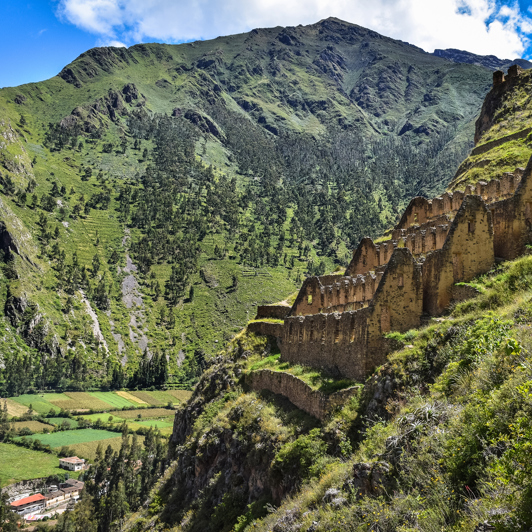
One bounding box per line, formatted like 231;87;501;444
0;489;18;531
91;254;101;277
0;401;13;442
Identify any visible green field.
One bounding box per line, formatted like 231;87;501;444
0;443;66;485
7;391;186;415
16;428;120;448
88;392;139;409
116;408;175;420
78;413;125;423
47;417;79;428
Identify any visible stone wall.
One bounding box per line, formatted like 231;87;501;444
247;321;284;337
246;369;359;420
422;195;494;315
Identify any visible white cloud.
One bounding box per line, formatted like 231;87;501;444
100;39;128;47
57;0;531;59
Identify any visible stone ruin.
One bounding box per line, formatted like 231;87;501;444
253;154;532;382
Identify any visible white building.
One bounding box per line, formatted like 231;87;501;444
59;456;85;471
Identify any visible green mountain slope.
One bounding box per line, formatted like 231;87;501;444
0;18;495;392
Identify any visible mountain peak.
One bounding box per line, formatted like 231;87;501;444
433;47;532;72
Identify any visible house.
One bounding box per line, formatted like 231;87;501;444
44;490;65;508
59;456;85;471
61;486;81;500
60;478;85;490
10;494;46;515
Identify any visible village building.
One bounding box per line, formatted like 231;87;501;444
10;494;46;515
44;490;66;508
59;456;85;471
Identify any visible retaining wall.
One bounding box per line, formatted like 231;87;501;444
246;369;359;420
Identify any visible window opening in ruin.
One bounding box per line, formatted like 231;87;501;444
307;294;313;305
380;307;391;333
362;255;367;267
468;220;476;233
453;253;463;281
299;325;304;343
334;318;340;343
288;323;293;342
398;274;404;287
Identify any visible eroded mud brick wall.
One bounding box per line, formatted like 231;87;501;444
423;195;494;315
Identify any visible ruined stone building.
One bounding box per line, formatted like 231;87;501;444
254;151;532;381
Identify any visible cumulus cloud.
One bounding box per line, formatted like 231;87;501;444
57;0;531;59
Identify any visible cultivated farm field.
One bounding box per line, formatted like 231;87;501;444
0;443;68;485
117;408;175;420
12;420;54;433
17;428;120;448
78;413;126;423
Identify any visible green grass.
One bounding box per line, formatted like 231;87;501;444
67;435;145;461
16;428;120;448
0;443;66;485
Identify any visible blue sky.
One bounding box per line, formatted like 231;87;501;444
2;0;532;89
